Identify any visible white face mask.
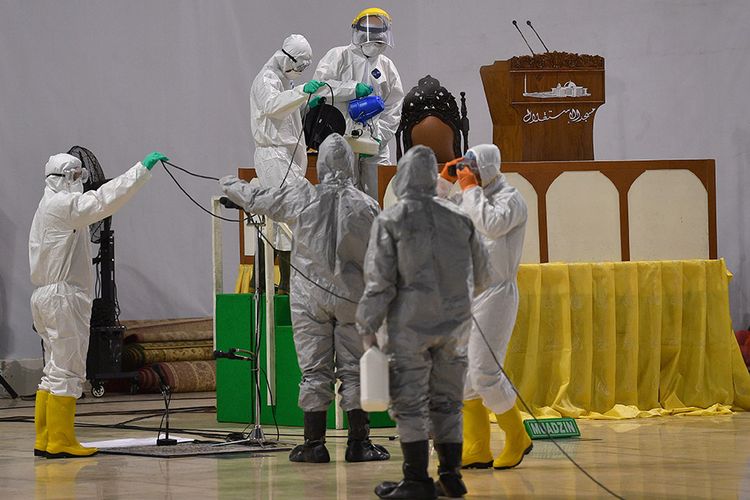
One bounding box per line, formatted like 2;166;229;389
361;42;386;58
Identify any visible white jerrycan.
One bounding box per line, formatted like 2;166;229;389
360;346;390;412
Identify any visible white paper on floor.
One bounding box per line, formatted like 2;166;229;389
81;435;194;448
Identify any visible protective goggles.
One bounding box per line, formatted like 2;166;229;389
282;49;311;73
47;165;89;184
352;14;394;47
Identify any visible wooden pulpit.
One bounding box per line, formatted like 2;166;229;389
480;52;605;161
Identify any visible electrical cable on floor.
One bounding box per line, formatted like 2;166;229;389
157;159;624;498
471;314;625;500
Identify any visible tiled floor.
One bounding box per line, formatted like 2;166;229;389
1;392;748;499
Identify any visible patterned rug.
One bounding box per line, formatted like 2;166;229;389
122;318;213;343
137;361;216;393
122;340;214;370
99;441;291;458
103;318;216;394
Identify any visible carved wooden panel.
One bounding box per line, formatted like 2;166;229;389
239;158;716;265
480;52;605;162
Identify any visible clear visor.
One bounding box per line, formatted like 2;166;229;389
289;58;311;73
64;165;89;184
352;15;393;47
456;151;479;176
282;50;311;74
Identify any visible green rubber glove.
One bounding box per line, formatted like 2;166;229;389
142;151;168;170
355;82;373;98
309;96;322;109
303;80;325;94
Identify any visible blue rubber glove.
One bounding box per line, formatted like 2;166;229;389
303;80;325;94
309;96;322;109
142;151;168;170
355;82;373;98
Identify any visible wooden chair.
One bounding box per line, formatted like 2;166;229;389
396;75;470;163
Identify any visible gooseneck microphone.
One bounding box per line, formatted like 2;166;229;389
512;20;536;56
526;20;550;53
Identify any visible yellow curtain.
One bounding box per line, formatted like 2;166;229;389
504;259;750;419
234;264;281;294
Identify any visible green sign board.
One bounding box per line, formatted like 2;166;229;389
524;417;580;439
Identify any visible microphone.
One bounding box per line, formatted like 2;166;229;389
219;196;242;210
512;20;535;56
214;349;239;360
526;20;550;53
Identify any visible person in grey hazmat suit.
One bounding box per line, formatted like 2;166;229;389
437;144;530;470
220;133;389;464
312;7;404;200
249;33;327;293
30;151;165;458
356;145;491;499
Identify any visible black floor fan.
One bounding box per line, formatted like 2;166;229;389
68;146;139;397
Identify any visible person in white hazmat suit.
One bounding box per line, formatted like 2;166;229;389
312;7;404;200
220;133;390;464
356;145;491;499
29;151;165;458
437;144;530;470
250;33;327;293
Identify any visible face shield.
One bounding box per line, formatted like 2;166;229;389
352;14;394;49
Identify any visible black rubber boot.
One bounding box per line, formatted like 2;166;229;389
278;251;291;294
289;411;330;463
346;409;390;462
434;443;468;498
374;440;436;499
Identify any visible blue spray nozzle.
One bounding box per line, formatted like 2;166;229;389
348;95;385;124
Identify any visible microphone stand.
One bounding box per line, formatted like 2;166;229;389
249;216;267;445
214;203;276;447
154;365;177;446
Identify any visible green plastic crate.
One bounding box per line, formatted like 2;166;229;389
216;293;394;429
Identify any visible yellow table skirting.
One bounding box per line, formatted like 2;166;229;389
235;264;279;293
506;259;750;419
234;259;750;419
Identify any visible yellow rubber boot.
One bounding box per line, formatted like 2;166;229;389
461;399;493;469
493;405;533;469
46;394;98;459
34;390;49;457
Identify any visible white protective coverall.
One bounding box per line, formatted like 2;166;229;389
221;134;380;412
313;44;404;200
437;144;528;413
356;145;491;444
29;154;152;398
251;34;317;250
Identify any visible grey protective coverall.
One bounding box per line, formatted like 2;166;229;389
221;134;380;412
356;145;491;443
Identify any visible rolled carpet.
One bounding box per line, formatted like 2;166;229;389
122;340;214;370
137;361;216;393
